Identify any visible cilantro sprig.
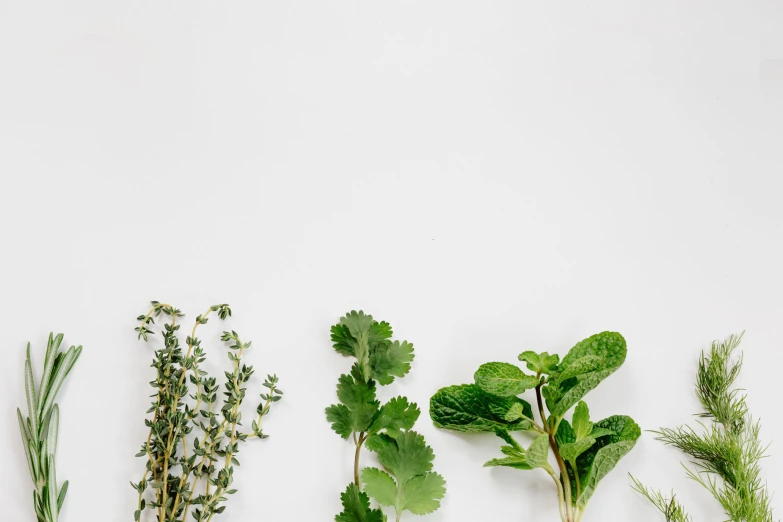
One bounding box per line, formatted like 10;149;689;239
327;311;446;522
430;331;639;522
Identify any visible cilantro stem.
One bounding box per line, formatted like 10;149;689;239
354;432;367;488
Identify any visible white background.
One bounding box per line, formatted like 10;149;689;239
1;2;782;521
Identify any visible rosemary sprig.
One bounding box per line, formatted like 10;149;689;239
18;333;83;522
130;301;282;522
632;333;775;522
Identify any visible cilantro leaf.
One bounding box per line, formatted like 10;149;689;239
362;467;398;507
365;432;434;483
430;384;534;432
363;431;446;518
335;483;386;522
399;472;446;515
474;362;539;396
369;396;420;439
371;340;414;386
331;311;411;385
325;370;380;439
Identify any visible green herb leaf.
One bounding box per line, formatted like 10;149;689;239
545;332;627;418
575;415;641;507
335;483;385;522
525;433;553;472
325;370;380;439
430;384;533;432
518;351;560;375
368;396;420;439
474;362;539;396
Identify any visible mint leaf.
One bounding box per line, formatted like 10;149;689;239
505;402;532;423
335;483;385;522
430;384;533;432
560;437;596;463
555;419;576;446
371;340;414;386
525;433;553;472
485;427;532;470
545;332;627;417
575;415;641;507
572;401;593;440
368;396;420;439
518;351;560;374
325;370;380;439
474;362;539;396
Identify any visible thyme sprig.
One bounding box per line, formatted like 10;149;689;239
632;333;775;522
131;301;282;522
18;333;83;522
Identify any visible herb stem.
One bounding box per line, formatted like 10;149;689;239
536;383;573;522
354;432;367;487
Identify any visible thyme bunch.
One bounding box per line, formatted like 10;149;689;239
17;333;83;522
633;333;775;522
131;301;282;522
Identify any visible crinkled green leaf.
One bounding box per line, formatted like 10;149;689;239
518;351;560;375
365;431;433;484
504;402;532;423
371;340;414;386
560;437;596;463
430;384;533;432
526;433;553;472
326;370;380;439
575;415;641;507
369;396;420;439
572;401;593;441
474;362;538;396
335;483;385;522
545;332;627;418
485;427;532;470
555;419;576;446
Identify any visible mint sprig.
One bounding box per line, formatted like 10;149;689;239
430;331;639;522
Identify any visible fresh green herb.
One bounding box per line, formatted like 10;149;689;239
130;301;283;522
430;331;640;522
632;333;775;522
326;311;446;522
18;333;83;522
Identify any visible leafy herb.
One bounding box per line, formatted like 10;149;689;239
430;331;640;522
327;311;446;522
18;333;83;522
131;301;282;522
632;333;775;522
